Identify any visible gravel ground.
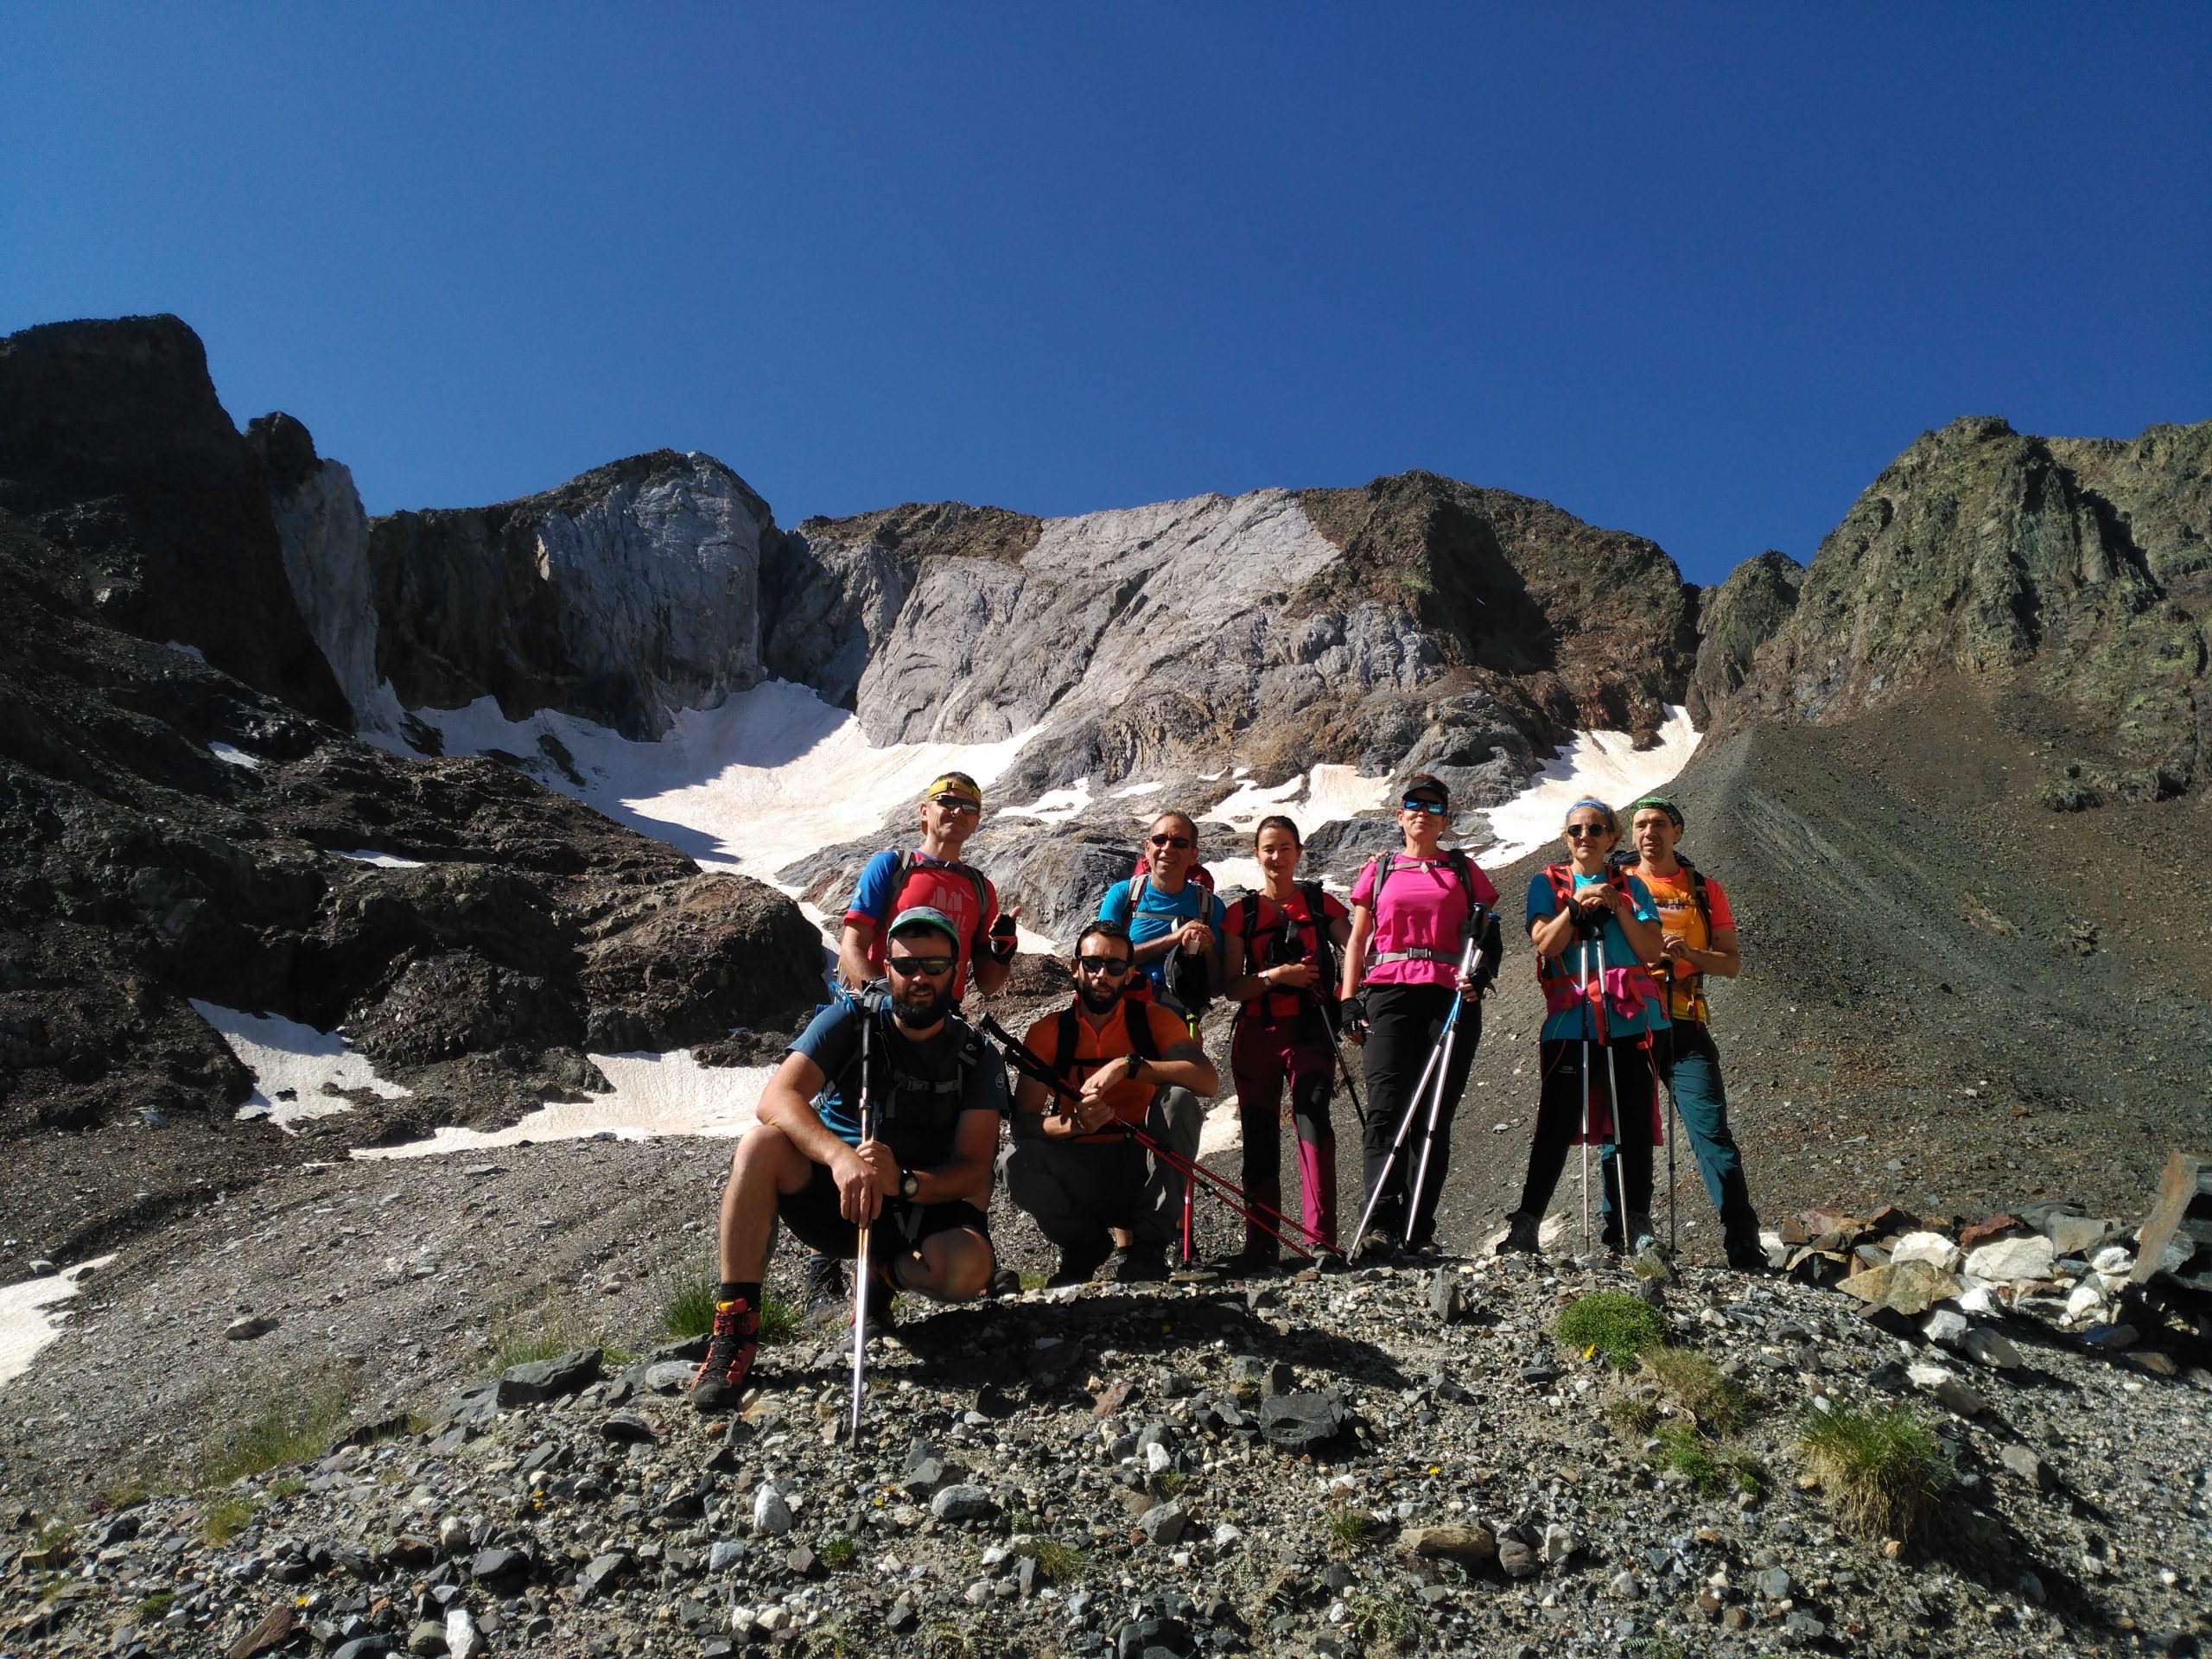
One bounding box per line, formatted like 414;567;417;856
3;1122;2209;1659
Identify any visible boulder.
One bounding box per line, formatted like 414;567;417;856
1839;1260;1961;1316
1402;1523;1497;1566
1965;1236;2056;1284
497;1349;601;1407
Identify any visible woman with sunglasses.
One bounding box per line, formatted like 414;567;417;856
1338;773;1503;1260
1500;799;1668;1256
1097;811;1225;1023
1219;815;1352;1272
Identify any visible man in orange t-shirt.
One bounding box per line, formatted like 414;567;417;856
1003;919;1219;1286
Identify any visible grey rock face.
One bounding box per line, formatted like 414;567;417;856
366;451;775;740
1687;550;1802;728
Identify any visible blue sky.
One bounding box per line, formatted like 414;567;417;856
3;5;2206;587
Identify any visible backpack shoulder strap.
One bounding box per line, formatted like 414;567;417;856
1053;1008;1080;1080
1239;893;1261;944
1370;852;1395;898
1128;872;1149;909
1127;1002;1162;1064
870;849;918;927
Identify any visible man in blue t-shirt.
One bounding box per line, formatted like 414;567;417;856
690;908;1007;1412
1097;810;1224;1014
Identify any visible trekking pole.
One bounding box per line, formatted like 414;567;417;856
1665;1027;1681;1254
847;1003;877;1442
1403;930;1484;1249
1578;928;1592;1254
1319;1001;1365;1118
977;1016;1325;1261
1344;1027;1452;1258
1589;948;1635;1255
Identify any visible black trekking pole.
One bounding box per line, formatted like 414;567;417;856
976;1016;1323;1262
1403;930;1483;1249
1587;955;1635;1256
1319;999;1364;1118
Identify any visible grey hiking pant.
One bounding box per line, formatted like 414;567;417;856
1001;1086;1204;1252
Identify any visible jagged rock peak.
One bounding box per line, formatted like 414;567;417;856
1719;414;2211;797
0;314;350;726
363;449;779;741
1688;550;1803;728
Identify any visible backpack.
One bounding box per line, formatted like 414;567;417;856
865;849;992;958
1535;863;1663;1025
1364;849;1501;990
1120;871;1219;1015
1235;882;1341;1027
1610;850;1714;1012
1130;852;1215;891
822;995;985;1158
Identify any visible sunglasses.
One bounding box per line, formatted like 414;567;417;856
1401;798;1447;815
1147;834;1192;849
930;797;981;814
886;955;956;977
1076;956;1132;976
1564;823;1611;840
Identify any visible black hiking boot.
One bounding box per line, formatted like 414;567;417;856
689;1297;760;1413
802;1251;847;1328
1046;1236;1111;1289
1103;1244;1166;1284
1223;1242;1281;1279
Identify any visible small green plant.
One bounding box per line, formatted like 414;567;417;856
1325;1507;1381;1554
662;1269;720;1339
1030;1538;1088;1584
491;1301;598;1371
1727;1451;1763;1496
920;1622;976;1659
601;1344;639;1366
135;1592;176;1623
1018;1268;1049;1292
1555;1291;1665;1367
1799;1402;1954;1542
195;1375;356;1487
757;1291;800;1345
101;1482;150;1511
36;1517;75;1553
1655;1426;1726;1497
1640;1346;1749;1433
267;1474;304;1501
1606;1395;1661;1437
1627;1637;1687;1659
818;1532;856;1568
1155;1470;1187;1496
1345;1588;1431;1654
203;1495;257;1544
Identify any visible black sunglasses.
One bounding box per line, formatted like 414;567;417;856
1147;834;1193;849
929;795;981;813
1076;956;1132;975
886;955;956;977
1401;798;1446;815
1564;823;1611;840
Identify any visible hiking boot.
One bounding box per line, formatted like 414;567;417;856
1046;1236;1111;1289
1222;1243;1281;1280
1103;1244;1167;1284
1350;1233;1399;1268
1725;1236;1773;1273
986;1266;1024;1299
1497;1211;1542;1255
802;1251;847;1328
689;1298;760;1413
1627;1212;1662;1260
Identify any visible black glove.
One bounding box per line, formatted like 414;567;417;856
988;912;1018;963
1341;994;1370;1038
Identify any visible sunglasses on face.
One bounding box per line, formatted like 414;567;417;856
1147;834;1192;849
1076;955;1133;976
886;955;956;977
930;797;981;815
1401;798;1446;815
1564;823;1610;840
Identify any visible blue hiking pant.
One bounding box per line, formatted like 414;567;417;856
1601;1019;1760;1259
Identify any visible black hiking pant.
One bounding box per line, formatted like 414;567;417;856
1517;1035;1656;1247
1357;983;1481;1247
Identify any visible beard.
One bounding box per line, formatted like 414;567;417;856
1076;976;1125;1016
892;979;944;1027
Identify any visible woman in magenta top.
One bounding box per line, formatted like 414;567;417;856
1338;772;1503;1259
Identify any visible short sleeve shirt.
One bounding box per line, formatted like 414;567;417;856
1097;876;1226;995
1637;867;1735;1024
788;999;1007;1169
1351;854;1502;989
1020;1001;1192;1141
1222;887;1350;1021
845;849;1001;1001
1525;869;1670;1042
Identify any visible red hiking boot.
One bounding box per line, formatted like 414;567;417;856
689;1298;760;1413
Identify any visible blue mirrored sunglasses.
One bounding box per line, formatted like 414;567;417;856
1400;798;1447;815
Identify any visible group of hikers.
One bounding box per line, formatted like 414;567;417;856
691;769;1764;1411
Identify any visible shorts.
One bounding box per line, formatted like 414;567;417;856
776;1160;988;1263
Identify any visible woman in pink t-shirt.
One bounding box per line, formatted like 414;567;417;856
1338;772;1503;1260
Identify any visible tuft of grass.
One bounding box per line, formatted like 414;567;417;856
1154;1471;1187;1496
266;1474;304;1500
1325;1508;1382;1554
135;1592;176;1623
921;1622;976;1659
1555;1291;1665;1367
1345;1588;1431;1654
1640;1346;1749;1433
1726;1451;1764;1497
194;1376;356;1488
1029;1538;1088;1584
1018;1268;1049;1292
1606;1395;1661;1438
1655;1426;1726;1497
1799;1402;1954;1543
758;1291;800;1346
101;1482;150;1512
203;1495;257;1545
662;1269;720;1339
818;1532;856;1568
492;1301;599;1371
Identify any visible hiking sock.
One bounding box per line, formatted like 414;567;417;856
717;1281;760;1308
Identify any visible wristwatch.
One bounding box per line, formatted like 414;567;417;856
899;1170;922;1201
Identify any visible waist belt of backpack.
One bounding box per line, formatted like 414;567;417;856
1373;947;1456;964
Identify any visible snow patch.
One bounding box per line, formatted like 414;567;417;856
1000;779;1093;824
163;639;205;662
1198;1096;1242;1161
1201;763;1393;837
0;1256;115;1391
189;1001;410;1129
1482;706;1701;866
337;849;425;869
410;679;1039;885
355;1051;774;1159
207;742;261;769
1110;781;1166;800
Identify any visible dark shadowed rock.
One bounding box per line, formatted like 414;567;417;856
497;1348;601;1406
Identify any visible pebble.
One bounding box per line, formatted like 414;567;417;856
751;1485;793;1535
